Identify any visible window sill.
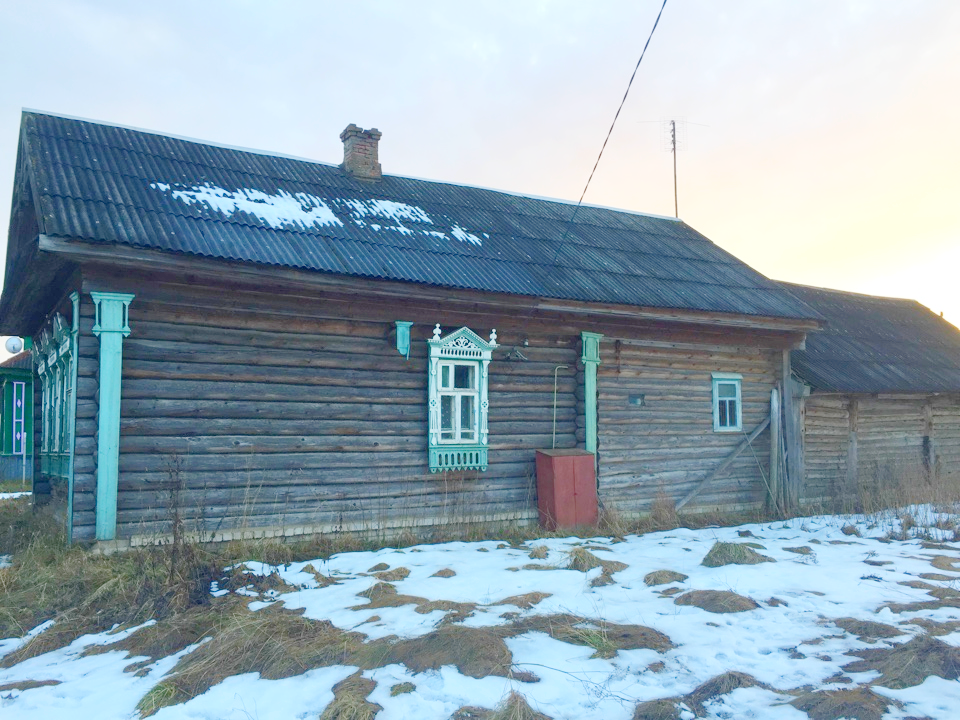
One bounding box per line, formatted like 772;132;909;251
429;445;488;473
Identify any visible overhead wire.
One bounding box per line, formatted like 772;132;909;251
552;0;670;263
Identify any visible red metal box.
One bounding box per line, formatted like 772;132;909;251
535;449;597;530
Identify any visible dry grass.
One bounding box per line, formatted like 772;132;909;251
527;545;549;560
350;581;476;623
832;617;902;641
906;618;960;636
367;563;390;572
431;568;456;578
137;606;368;716
686;671;768;715
643;570;687;587
372;567;410;582
319;672;382;720
784;546;813;555
674;590;759;613
0;679;61;692
390;681;415;696
488;691;553;720
842;634;960;688
493;592;551;609
701;542;774;568
929;555;960;572
790;687;896;720
512;613;672;658
632;699;680;720
565;547;627;574
841;524;862;537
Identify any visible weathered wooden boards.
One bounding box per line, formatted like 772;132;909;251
595;339;779;514
800;393;960;506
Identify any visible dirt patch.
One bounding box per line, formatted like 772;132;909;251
373;567;410;582
319;671;381;720
390;682;415;696
644;570;688;586
493;592;551;610
701;542;774;567
832;617;902;640
0;679;61;692
432;568;456;578
565;547;628;574
512;613;672;657
842;634;960;688
791;687;897;720
659;587;683;597
784;546;813;555
674;590;759;613
919;572;957;581
929;555;960;572
376;625;534;682
527;545;549;560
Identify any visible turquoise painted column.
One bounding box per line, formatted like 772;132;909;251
91;292;133;541
581;332;603;454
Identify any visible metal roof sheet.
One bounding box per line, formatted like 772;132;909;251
784;283;960;393
18;112;819;320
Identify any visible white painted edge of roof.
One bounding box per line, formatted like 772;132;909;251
22;107;684;224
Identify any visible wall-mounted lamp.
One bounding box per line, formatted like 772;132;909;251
395;321;413;360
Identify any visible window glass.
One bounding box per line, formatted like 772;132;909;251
440;395;454;440
441;365;451;389
454;364;475;390
460;395;476;440
718;382;736;398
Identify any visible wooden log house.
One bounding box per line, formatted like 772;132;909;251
784;283;960;507
1;111;833;546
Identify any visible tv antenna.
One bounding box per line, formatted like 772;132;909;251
639;118;707;218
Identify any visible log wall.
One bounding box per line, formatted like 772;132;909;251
595;339;780;514
74;268;580;542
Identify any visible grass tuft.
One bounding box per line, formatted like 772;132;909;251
790;687;896;720
319;672;382;720
643;570;688;587
841;634;960;688
701;542;774;567
674;590;759;614
389;681;415;696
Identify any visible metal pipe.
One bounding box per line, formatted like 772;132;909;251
552;365;569;449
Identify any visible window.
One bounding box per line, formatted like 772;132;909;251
37;313;73;479
427;325;498;472
712;372;742;432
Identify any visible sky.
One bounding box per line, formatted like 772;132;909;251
0;0;958;333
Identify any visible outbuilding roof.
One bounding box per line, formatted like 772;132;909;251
0;351;32;371
7;111;818;322
785;283;960;393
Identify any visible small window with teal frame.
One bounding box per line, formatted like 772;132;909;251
712;372;743;432
427;324;498;472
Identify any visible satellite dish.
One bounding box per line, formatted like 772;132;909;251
4;337;23;354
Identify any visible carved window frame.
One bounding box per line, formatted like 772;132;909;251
712;372;743;433
427;325;498;472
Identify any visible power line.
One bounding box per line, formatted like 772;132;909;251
553;0;670;261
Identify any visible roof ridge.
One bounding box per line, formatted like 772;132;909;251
24;108;683;225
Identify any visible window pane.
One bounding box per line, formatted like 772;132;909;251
728;400;738;427
717;382;736;398
454;364;475;390
718;401;728;427
441;365;451;389
441;395;454;431
460;395;476;440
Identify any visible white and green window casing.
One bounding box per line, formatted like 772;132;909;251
427;325;498;472
712;372;743;432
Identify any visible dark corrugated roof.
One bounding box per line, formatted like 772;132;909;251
784;283;960;393
0;351;32;371
16;111;817;320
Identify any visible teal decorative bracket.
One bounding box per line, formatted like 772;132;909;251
581;332;603;455
395;321;413;360
90;292;133;541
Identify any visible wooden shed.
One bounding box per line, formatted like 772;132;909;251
0;111;822;547
784;283;960;508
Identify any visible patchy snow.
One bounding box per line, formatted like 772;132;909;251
3;507;960;718
150;183;343;230
151;182;488;246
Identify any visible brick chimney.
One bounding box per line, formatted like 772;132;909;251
340;124;382;180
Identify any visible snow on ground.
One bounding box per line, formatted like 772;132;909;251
2;507;960;719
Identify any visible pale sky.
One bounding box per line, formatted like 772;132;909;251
1;0;958;334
